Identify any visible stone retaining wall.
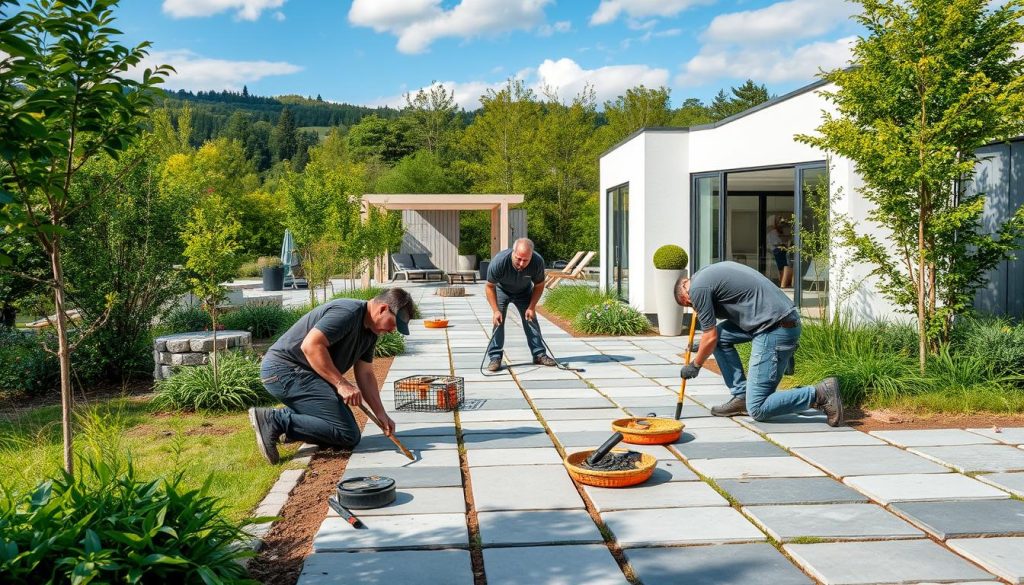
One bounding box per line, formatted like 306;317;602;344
153;330;252;381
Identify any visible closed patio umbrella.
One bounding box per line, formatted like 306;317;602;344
281;229;306;288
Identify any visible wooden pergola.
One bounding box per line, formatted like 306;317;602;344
361;193;525;284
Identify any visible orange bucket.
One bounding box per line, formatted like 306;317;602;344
424;319;449;328
564;450;657;488
611;417;684;445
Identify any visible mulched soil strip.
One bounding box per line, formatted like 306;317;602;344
248;357;392;585
455;413;487;585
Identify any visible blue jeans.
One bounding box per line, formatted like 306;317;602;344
713;313;815;421
260;358;361;449
486;285;546;361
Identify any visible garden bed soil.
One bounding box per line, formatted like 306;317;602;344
247;356;392;585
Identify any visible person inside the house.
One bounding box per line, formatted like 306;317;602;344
674;261;843;426
484;237;558;372
767;215;793;288
248;288;414;464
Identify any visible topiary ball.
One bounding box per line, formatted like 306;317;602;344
653;245;688;270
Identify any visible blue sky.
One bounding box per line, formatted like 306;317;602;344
117;0;863;110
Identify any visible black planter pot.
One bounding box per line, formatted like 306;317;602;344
478;260;490;280
262;266;284;291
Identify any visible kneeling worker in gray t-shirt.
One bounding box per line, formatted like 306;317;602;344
674;261;843;426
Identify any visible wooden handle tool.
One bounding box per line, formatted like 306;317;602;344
358;404;414;460
674;308;699;420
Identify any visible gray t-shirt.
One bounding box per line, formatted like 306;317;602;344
487;248;546;295
265;299;377;373
689;261;795;334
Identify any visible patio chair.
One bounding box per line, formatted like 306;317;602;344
391;253;429;282
410;253;446;281
546;251;596;289
544;250;586;287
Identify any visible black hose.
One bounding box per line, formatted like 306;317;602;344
478;316;586;377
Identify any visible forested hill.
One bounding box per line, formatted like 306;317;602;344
155;87;401;144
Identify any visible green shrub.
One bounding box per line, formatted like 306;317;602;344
0;329;56;396
543;285;614;321
0;458;256;584
572;300;651;336
330;286;385;301
954;316;1024;378
154;351;272;411
652;245;688;269
238;261;261;278
162;305;212;333
220;304;291;339
257;255;282;269
921;344;1024;412
375;331;405;357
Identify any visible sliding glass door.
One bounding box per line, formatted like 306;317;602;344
606;184;629;301
692;174;721;272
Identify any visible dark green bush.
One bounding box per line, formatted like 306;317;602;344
954;316;1024;378
154;351;272;411
220;305;291;339
0;458;257;584
162;305;212;333
237;261;261;278
375;331;405;357
0;328;56;396
572;300;651;336
652;245;688;270
542;285;615;321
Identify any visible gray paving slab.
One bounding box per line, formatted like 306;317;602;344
467;447;564;467
363;422;456;438
948;537;1024;584
588;377;662;387
603;506;765;547
482;545;627;585
737;412;846;433
346;448;460;468
674;440;789;460
327;487;466;516
556;430;639;448
471;465;583;512
679;426;763;442
650;459;700;481
459;420;544;434
719;477;868;505
768;430;886;448
871;429;998;447
910;444;1024;473
584;476;727;511
792;446;949;477
297;550;473;585
979;472;1024;497
460;397;531;410
523;387;599;399
518;378;591;390
891;500;1024;539
969;427;1024;445
623;404;712;419
689;456;826;479
625;543;813;585
461;432;555;449
844;473;1009;504
546;419;617;433
785;539;995;584
386;412;456;424
532;397;615;409
342;466;463;488
355;435;460;451
457;408;538;422
477;510;604;546
541;408;626;420
312;513;468;551
743;503;922;541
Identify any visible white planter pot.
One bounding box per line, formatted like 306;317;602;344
654;268;686;336
457;255;477;271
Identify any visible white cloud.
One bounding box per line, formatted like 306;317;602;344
590;0;712;26
678;36;855;85
538;20;572;36
162;0;285;20
349;0;553;54
132;50;302;92
704;0;857;44
373;58;668;110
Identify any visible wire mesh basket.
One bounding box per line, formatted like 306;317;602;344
394;375;465;412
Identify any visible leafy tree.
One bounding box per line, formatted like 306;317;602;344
403;83;462;159
0;0;170;473
149;104;193;161
375;150;464;194
671;97;714;127
599;85;673;147
798;0;1024;370
347;114;415;164
461;79;542;194
708;79;771;120
222;111;272;171
270;107;298;163
0;235;47;327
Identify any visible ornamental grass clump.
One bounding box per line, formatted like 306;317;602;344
542;285;615;321
154;351;272;411
375;331;405;357
573;300;651;336
219;304;292;339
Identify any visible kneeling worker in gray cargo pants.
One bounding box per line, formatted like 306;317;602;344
249;288;415;464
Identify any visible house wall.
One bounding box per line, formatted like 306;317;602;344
401;210;459;273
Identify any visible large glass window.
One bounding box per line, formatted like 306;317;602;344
693;175;721;271
798;166;828;318
606;184;629;301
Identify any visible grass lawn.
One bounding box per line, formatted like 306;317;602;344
0;397;301;523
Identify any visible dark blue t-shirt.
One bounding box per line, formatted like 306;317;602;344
487;248;546;295
264;299;377;373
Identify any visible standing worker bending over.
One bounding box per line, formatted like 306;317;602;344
674;261;843;426
485;238;558;372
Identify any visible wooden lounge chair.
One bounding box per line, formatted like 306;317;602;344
546;251;596;289
410;253;446;281
544;251;586;287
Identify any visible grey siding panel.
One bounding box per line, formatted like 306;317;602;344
400;210;459;273
1011;141;1024;319
971;141;1024;320
510;209;527;242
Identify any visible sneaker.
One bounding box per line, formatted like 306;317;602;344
711;395;748;417
533;354;557;367
248;407;280;464
813;377;844;427
486;358;502;372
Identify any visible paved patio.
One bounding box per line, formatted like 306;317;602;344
296;282;1024;585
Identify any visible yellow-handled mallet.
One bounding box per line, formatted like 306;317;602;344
674;309;698;420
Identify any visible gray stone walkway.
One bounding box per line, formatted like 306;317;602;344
297;281;1024;585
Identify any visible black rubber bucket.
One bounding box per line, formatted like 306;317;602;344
336;476;396;509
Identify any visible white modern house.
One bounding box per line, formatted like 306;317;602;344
599;79;1024;324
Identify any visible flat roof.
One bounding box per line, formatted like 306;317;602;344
362;193;524;210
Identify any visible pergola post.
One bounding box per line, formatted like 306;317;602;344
499;201;510;251
490;205;500;257
361;201;371;288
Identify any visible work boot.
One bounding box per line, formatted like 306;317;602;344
534;354;558;367
486;358;502;372
813;377;844;427
248;407;280;464
711;395;748;417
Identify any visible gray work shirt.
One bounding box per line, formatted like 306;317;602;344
487;248;546;295
264;299;377;373
689;261;795;334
